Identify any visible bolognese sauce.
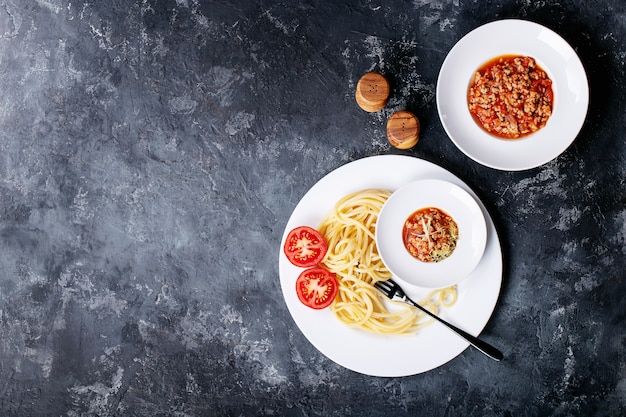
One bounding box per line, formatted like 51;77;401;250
402;207;459;263
468;55;554;139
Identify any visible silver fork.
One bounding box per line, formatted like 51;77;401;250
374;279;503;361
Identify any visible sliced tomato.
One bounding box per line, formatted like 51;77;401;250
295;267;338;310
283;226;327;268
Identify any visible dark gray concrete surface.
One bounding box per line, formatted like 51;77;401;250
0;0;623;415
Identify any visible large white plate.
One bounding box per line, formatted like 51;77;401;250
279;155;503;377
436;19;589;171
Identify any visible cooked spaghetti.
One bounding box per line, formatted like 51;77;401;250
318;189;458;334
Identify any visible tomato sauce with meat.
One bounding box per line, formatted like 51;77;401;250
402;207;459;263
467;55;554;139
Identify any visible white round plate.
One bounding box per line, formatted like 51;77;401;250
376;179;487;289
278;155;503;377
436;19;589;171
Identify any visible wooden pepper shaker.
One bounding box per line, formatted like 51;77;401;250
386;110;420;149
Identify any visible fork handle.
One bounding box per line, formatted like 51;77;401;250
406;297;504;361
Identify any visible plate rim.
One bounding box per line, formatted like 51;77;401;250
278;155;503;377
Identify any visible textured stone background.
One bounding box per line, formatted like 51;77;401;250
0;0;623;416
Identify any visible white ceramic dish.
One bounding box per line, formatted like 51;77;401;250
376;179;487;289
278;155;503;377
436;19;589;171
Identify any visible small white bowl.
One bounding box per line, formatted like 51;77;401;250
376;179;487;289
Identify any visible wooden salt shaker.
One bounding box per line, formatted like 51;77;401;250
355;72;390;112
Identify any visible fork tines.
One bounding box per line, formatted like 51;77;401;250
373;279;401;298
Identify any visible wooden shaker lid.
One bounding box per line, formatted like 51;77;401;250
386;111;420;149
355;72;390;112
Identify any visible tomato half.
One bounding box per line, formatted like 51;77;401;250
283;226;327;268
295;267;338;310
